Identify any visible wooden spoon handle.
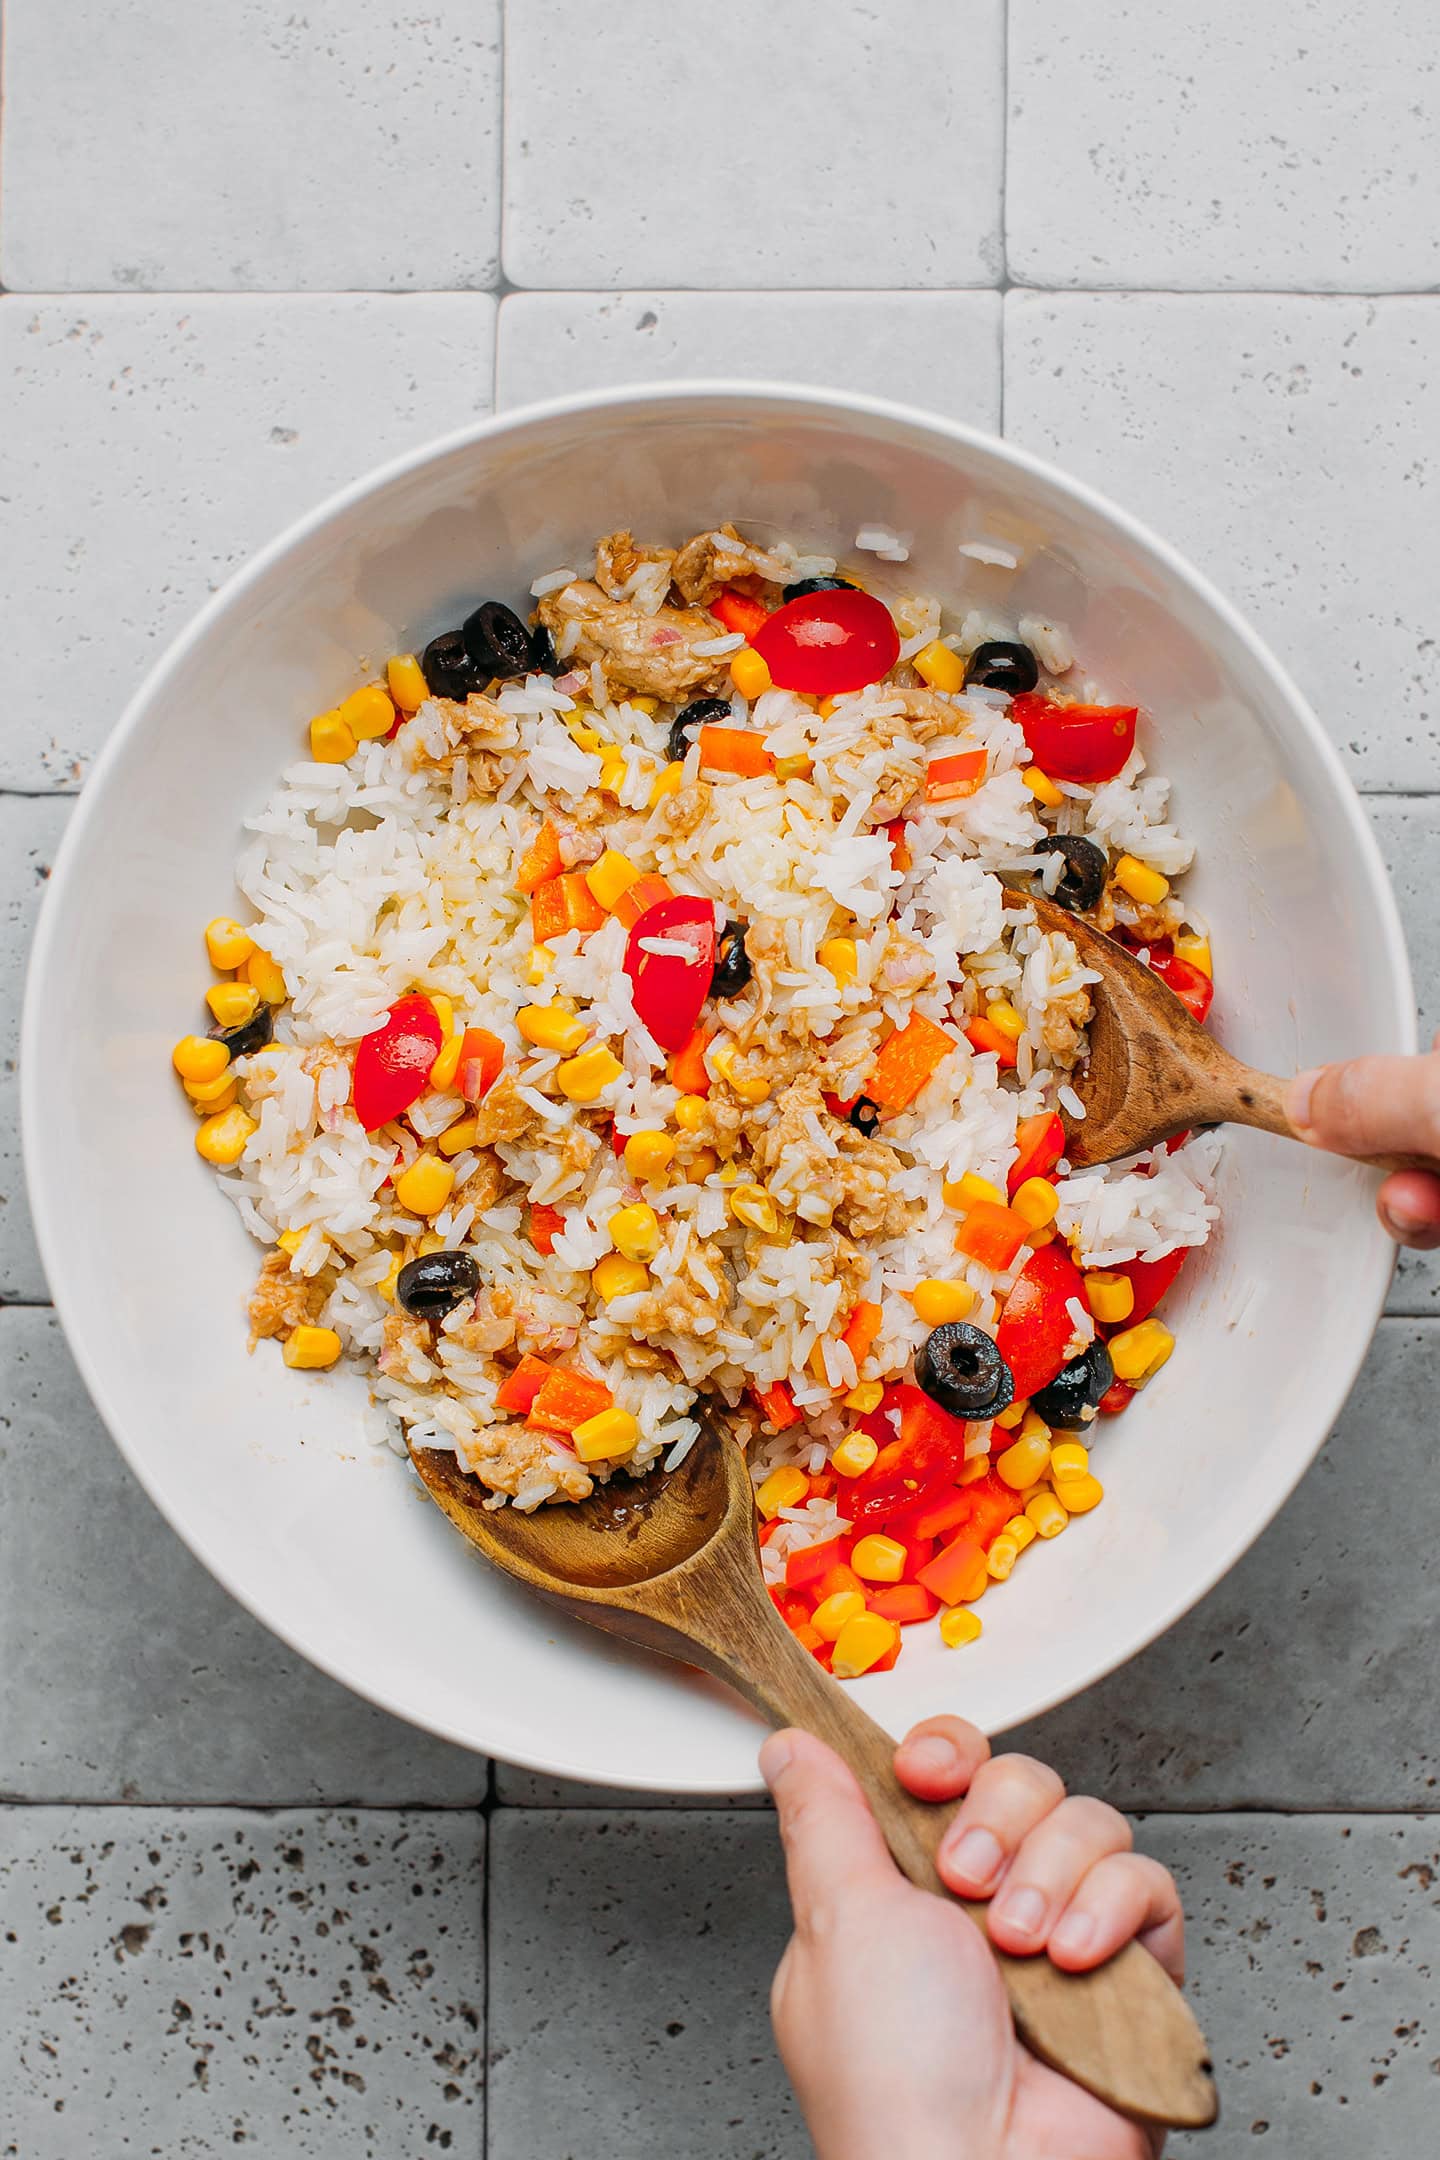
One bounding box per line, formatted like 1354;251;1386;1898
1201;1057;1435;1175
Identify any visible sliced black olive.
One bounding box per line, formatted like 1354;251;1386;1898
462;600;533;681
529;623;561;676
1034;834;1108;914
421;629;490;702
781;574;857;604
847;1095;882;1139
1031;1341;1115;1429
916;1323;1015;1421
667;695;731;763
207;1003;274;1059
963;640;1039;696
711;920;753;998
395;1250;480;1321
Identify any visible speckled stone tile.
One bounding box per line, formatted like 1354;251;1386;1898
0;0;501;292
1004;1320;1440;1808
0;1806;485;2159
487;1811;799;2159
1007;0;1440;292
0;793;71;1303
1003;293;1440;790
502;0;1004;290
0;294;496;791
0;1309;487;1806
1368;796;1440;1316
496;291;1002;423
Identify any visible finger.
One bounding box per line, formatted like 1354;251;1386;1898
1377;1168;1440;1249
1048;1852;1186;1985
935;1752;1066;1896
1287;1053;1440;1165
760;1729;897;1938
985;1795;1133;1955
893;1714;992;1802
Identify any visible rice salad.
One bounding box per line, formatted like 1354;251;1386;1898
170;523;1220;1678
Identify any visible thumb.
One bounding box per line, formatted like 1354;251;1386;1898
761;1729;899;1933
1287;1050;1440;1164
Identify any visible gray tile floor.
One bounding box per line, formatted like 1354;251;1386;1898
3;3;1438;2153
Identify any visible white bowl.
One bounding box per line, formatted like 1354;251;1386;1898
23;384;1414;1793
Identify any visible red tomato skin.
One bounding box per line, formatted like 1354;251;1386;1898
1112;1247;1189;1326
1012;694;1138;784
352;995;444;1130
1148;949;1214;1025
753;589;900;695
995;1244;1087;1402
622;896;717;1052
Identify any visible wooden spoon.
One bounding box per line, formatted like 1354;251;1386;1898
410;1425;1218;2131
1006;886;1429;1173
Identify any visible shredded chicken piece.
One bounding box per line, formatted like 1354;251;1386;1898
456;1150;507;1215
833;1126;921;1240
535;580;727;701
377;1310;438;1383
672;523;775;605
449;1290;518;1357
621;1340;674;1374
630;1238;730;1339
1040;985;1093;1066
552;808;607;868
470;1071;537;1147
656;777;713;840
594;529;676;600
457;1420;594;1502
248;1250;332;1343
890;685;972;742
878;929;935;997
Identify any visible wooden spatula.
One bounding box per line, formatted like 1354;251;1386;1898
1006;886;1429;1172
411;1427;1218;2131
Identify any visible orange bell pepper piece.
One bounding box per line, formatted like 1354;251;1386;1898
667;1024;711;1095
924;749;987;802
612;873;675;929
456;1026;504;1104
529;1203;566;1256
954;1200;1031;1273
965;1015;1020;1069
917;1533;987;1606
494;1354;553;1415
711;587;770;641
698;724;776;778
868;1012;954;1111
868;1583;940;1625
784;1535;850;1592
516;818;564;894
525;1368;613;1434
885;818;912;873
751;1378;802;1431
840;1299;883;1369
532;872;606;942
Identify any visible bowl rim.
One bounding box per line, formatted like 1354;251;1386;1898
22;379;1416;1789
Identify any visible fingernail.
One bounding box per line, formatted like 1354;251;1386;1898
759;1734;794;1788
903;1733;960;1779
1286;1067;1322;1136
942;1826;1004;1888
1050;1910;1096;1957
1380;1199;1430;1238
994;1885;1047;1940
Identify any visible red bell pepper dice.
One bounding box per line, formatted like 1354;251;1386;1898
964;1015;1020;1070
529;1203;566;1255
352;994;444;1129
1148;948;1214;1025
623;895;717;1052
751;1379;802;1431
1113;1247;1189;1326
711;586;770;641
456;1026;504;1105
493;1354;553;1415
917;1534;986;1607
995;1244;1087;1401
1012;694;1138;784
848;1384;970;1524
868;1583;941;1626
753;588;900;696
784;1535;851;1592
953;1200;1031;1273
963;1471;1017;1548
925;750;987;802
1008;1111;1065;1195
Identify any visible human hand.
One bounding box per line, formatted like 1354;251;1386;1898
762;1717;1183;2160
1287;1034;1440;1248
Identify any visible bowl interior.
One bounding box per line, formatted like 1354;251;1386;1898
24;386;1411;1791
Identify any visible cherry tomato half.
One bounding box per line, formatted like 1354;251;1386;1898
1112;1247;1188;1327
1012;694;1138;784
623;895;717;1052
352;994;443;1130
1148;948;1214;1026
753;588;900;696
995;1243;1086;1402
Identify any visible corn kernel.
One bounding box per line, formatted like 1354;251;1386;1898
282;1324;343;1370
851;1533;906;1584
1022;766;1065;809
609;1203;661;1263
386;653;428;712
913;638;967;694
1174;931;1212;977
426;994;455;1038
1083;1270;1134;1325
597;749;628;796
437;1115;479;1157
729;647;771;700
204;916;255;970
243;947;287;1004
985;1000;1025;1041
627;695;659;716
184;1067;241;1108
585;849;642;913
429;1035;463;1091
341;685;397;741
1025;1490;1070;1540
831;1611;900;1678
729;1182;779;1235
195;1103;257;1165
172;1034;229;1084
674;1094;708;1133
1108;1317;1175;1384
943;1171;1004;1211
774;753;813;781
817;937;859;987
1011;1177;1060;1231
910;1278;976;1328
624;1130;676;1185
525;946;553;986
592;1253;649;1303
417;1229;447;1255
985;1534;1020;1582
1003;1513;1038;1553
1018;1407;1051;1444
997;1431;1052;1490
393;1154;454;1216
557;1047;625;1102
1050;1440;1090;1481
572;1406;640;1462
1114;854;1171;907
686;1147;719;1182
711;1042;771;1105
516;1004;589;1054
567;719;603;753
940;1606;984;1648
756;1465;809;1519
206;980;261;1029
958;1452;992;1486
811;1589;868;1641
831;1431;880;1478
377;1252;404;1304
309;709;357;763
1054;1471;1104;1515
276;1227;306;1258
993;1397;1028;1431
842;1380;884;1415
648;763;684;807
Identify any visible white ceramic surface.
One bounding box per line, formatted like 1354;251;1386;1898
22;384;1415;1793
